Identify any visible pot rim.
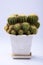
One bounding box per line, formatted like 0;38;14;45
9;34;36;37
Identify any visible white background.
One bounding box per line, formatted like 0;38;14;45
0;0;43;65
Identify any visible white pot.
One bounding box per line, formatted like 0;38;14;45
10;35;33;58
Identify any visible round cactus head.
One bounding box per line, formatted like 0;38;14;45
4;24;9;31
10;30;16;35
26;31;30;35
17;15;27;23
18;30;24;35
7;28;11;34
21;22;30;33
29;25;37;34
34;22;40;29
27;14;38;24
7;17;17;25
7;25;14;34
22;16;27;22
13;23;21;31
17;16;23;23
9;25;14;29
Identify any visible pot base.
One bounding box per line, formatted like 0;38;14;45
12;52;32;59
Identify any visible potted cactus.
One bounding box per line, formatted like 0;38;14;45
4;14;40;58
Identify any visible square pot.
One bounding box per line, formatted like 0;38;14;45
10;35;33;58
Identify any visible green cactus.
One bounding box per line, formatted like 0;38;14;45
34;22;40;28
21;22;30;33
26;31;30;35
27;15;38;24
9;25;14;29
7;17;17;25
29;25;37;34
17;16;27;23
4;14;40;35
18;30;24;35
17;16;23;23
13;23;21;31
7;17;13;25
10;30;16;35
22;16;27;22
7;28;11;34
4;25;9;31
7;25;14;34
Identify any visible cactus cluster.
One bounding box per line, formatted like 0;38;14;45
4;14;40;35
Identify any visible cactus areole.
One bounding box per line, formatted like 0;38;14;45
4;14;40;35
